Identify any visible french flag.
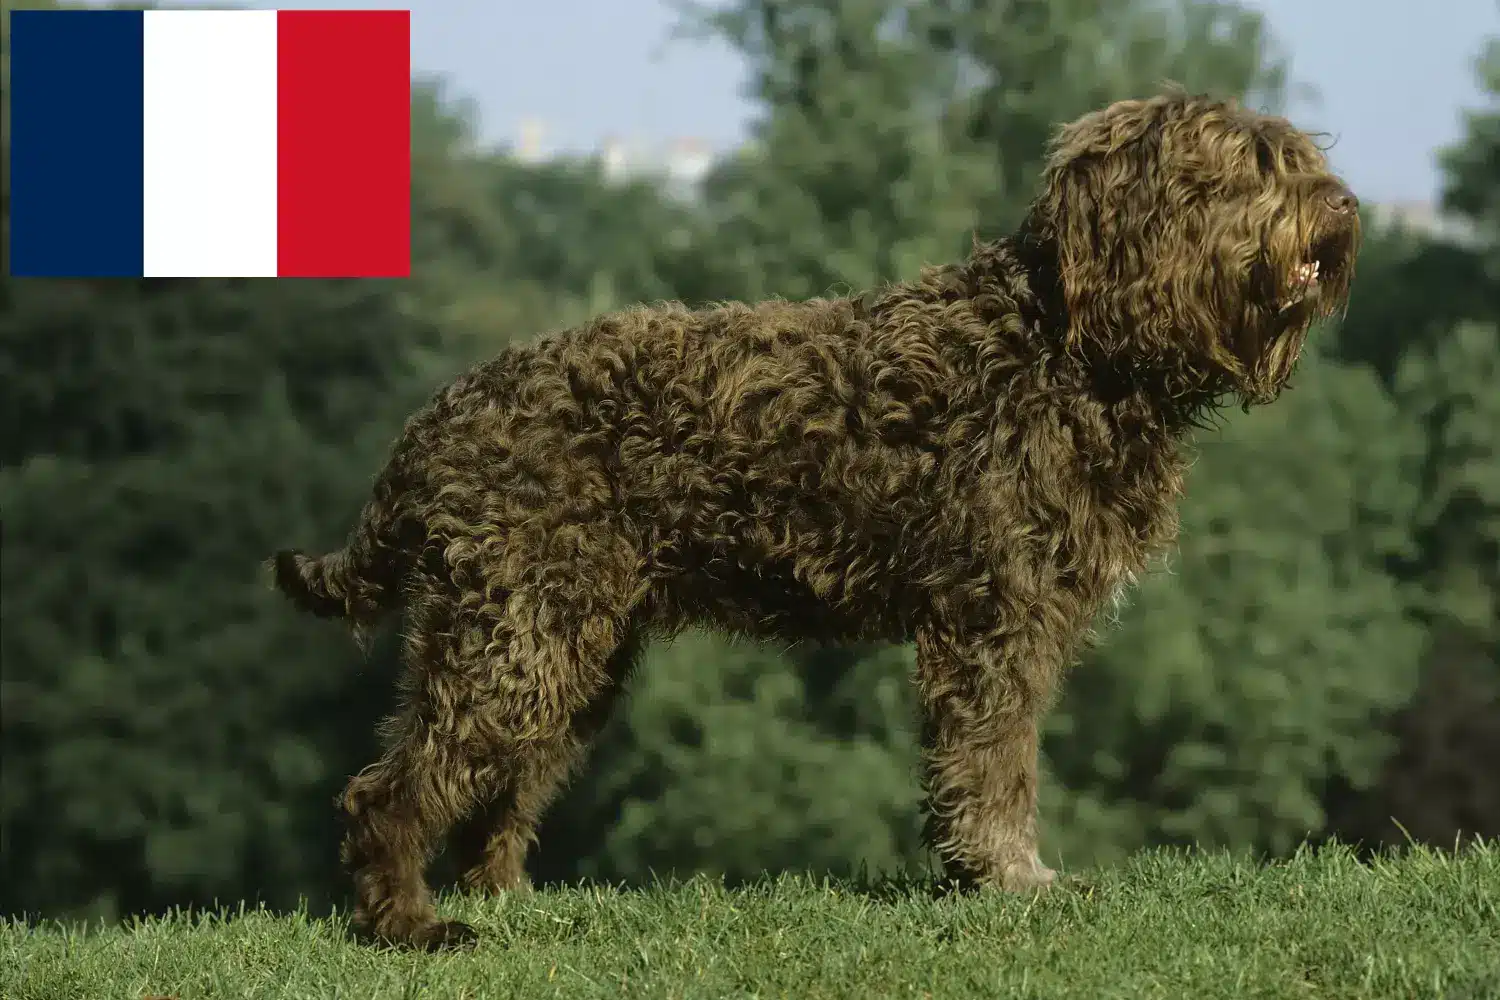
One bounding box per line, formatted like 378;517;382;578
8;8;411;278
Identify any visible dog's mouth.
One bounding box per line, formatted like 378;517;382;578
1281;258;1324;314
1285;233;1352;307
1290;258;1322;291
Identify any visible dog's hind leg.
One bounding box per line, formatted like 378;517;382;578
444;522;648;896
914;625;1062;893
450;628;643;894
340;520;647;943
337;593;508;950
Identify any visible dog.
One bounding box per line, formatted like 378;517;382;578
273;88;1359;949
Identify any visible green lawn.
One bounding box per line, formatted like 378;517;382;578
4;842;1497;1000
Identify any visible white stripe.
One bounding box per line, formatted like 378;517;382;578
142;10;278;277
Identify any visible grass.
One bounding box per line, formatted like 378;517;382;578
4;842;1497;1000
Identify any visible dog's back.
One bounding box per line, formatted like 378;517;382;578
273;246;1095;654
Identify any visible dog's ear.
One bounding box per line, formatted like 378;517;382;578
1025;100;1251;385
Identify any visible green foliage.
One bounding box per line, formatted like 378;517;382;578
1332;226;1488;382
1047;351;1425;864
1441;38;1500;248
1394;321;1500;633
1317;35;1500;849
680;0;1290;299
5;843;1498;1000
0;279;436;919
537;634;926;885
406;80;719;354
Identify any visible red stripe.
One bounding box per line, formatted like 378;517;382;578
276;10;410;278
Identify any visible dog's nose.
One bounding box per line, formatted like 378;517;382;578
1325;189;1359;213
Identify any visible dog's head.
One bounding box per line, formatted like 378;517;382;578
1021;89;1360;407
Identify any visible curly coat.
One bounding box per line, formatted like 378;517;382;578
273;89;1360;949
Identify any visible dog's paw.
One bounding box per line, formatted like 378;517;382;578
998;857;1057;893
459;869;534;897
1052;871;1097;894
411;919;479;952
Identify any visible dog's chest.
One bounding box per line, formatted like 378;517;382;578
976;410;1184;609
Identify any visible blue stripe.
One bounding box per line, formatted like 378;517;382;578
8;10;145;277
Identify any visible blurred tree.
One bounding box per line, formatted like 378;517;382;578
0;64;623;918
1047;347;1424;865
0;277;437;920
405;79;720;359
1442;39;1500;249
536;634;925;886
1323;38;1499;848
0;45;726;919
676;0;1292;300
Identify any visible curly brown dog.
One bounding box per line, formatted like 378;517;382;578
273;88;1359;949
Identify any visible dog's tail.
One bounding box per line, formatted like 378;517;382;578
270;487;413;651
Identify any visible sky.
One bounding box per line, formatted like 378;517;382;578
163;0;1496;206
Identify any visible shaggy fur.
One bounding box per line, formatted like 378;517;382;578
272;89;1360;949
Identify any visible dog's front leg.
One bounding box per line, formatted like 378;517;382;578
914;625;1060;892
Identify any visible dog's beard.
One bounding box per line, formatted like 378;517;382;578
1237;227;1354;403
1233;289;1316;405
1251;322;1310;401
